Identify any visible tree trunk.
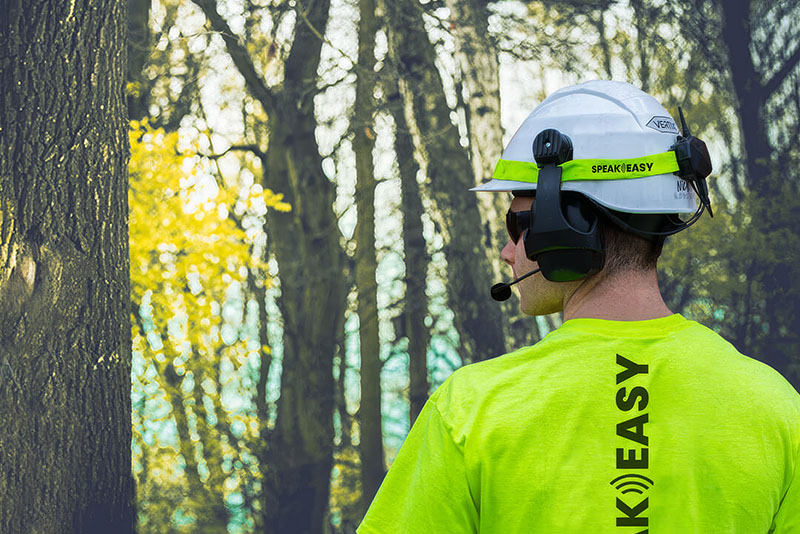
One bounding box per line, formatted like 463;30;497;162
716;0;800;386
353;0;385;513
384;0;507;364
127;0;151;121
593;6;614;79
191;1;343;531
718;0;774;197
443;0;536;352
384;72;431;426
443;0;508;253
0;1;134;532
631;0;651;92
258;10;342;534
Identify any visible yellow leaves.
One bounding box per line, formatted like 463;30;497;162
243;184;292;214
129;119;289;361
264;189;292;212
126;81;141;97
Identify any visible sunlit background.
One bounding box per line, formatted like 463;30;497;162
126;0;800;532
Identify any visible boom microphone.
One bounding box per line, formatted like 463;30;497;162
490;268;541;302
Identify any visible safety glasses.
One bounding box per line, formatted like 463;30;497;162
506;209;532;243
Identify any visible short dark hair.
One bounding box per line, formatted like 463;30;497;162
598;211;664;274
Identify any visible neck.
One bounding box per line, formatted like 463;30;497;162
562;268;672;322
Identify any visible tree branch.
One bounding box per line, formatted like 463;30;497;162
200;143;267;161
191;0;278;116
296;0;363;66
763;43;800;98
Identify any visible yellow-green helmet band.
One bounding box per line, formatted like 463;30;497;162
492;151;681;184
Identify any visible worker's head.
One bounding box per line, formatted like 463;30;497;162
474;80;713;315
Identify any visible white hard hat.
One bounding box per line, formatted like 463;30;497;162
472;80;697;214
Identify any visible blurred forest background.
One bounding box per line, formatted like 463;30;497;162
1;0;799;532
128;0;800;532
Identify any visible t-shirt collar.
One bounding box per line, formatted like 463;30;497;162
556;313;690;338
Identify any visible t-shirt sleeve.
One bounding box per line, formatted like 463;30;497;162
357;393;478;534
771;447;800;532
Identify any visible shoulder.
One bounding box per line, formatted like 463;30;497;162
680;320;800;423
428;342;552;443
686;321;797;390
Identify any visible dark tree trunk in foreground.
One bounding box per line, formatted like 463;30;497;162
0;1;134;533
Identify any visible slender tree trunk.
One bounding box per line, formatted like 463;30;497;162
0;1;134;532
631;0;651;93
384;73;431;425
384;0;507;364
335;343;353;449
593;7;614;79
353;0;385;513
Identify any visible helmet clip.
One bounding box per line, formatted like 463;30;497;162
524;129;604;282
532;128;573;165
671;107;714;217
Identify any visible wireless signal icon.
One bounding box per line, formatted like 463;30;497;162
610;474;654;495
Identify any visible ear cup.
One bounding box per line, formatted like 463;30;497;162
522;131;606;282
529;193;605;282
561;193;596;233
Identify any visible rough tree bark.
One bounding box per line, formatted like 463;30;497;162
0;1;135;532
191;1;344;532
443;0;508;258
384;0;507;364
353;0;385;513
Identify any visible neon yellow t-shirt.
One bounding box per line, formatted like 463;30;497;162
358;314;800;533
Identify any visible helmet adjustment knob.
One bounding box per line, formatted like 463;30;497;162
532;129;573;165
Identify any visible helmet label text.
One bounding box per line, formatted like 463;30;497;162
591;162;654;174
646;116;679;133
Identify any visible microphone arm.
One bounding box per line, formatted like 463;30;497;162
490;268;541;302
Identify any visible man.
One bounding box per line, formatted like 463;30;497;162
358;81;799;532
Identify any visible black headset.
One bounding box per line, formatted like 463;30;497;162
520;112;712;283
